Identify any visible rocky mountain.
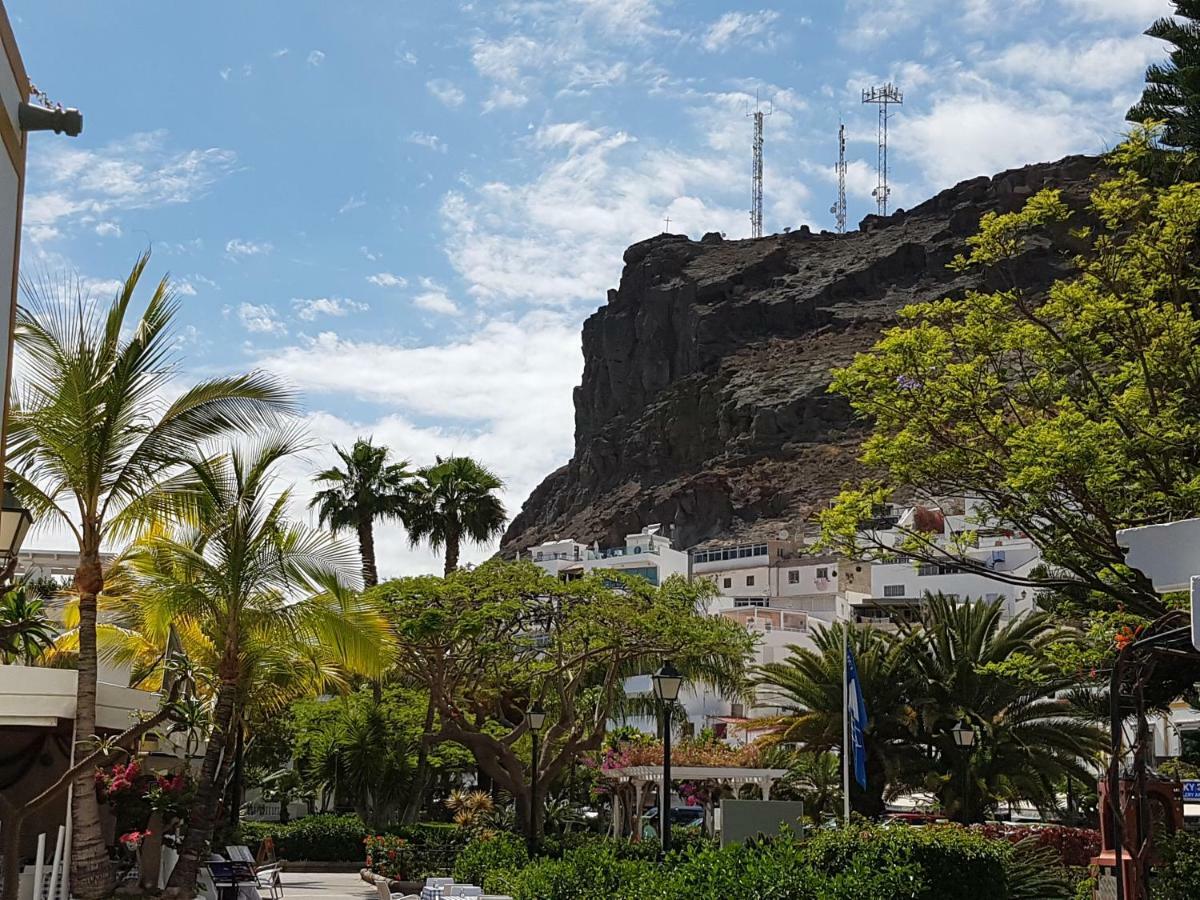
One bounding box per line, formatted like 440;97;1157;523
501;155;1103;554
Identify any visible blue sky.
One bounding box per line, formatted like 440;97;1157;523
10;0;1173;574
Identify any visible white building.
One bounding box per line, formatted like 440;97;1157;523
527;527;689;585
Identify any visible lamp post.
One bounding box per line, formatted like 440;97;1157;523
652;660;683;855
527;702;546;856
951;718;976;824
0;482;32;584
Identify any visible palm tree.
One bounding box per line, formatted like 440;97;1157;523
404;455;506;576
0;586;56;663
1127;1;1200;149
753;623;924;818
114;432;395;896
900;593;1107;823
7;255;294;899
309;438;412;588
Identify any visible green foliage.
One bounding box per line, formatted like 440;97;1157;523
239;815;466;867
240;814;369;861
309;437;412;586
1152;831;1200;899
404;455;506;573
375;560;753;838
821;127;1200;622
0;586;56;663
477;827;1050;900
452;833;530;885
1127;1;1200;150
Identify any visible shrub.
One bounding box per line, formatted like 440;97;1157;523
802;824;1010;900
453;833;529;886
365;835;410;881
485;842;660;900
1152;831;1200;899
240;814;367;861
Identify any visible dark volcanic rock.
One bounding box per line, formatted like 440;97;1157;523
501;155;1104;552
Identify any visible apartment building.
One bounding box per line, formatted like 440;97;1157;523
527;527;689;585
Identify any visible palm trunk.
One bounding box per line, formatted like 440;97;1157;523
228;722;245;828
358;519;378;588
70;536;114;900
443;532;459;577
165;634;239;896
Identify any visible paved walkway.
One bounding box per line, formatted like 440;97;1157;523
282;871;376;900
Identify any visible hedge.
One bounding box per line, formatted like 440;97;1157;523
475;825;1072;900
239;815;465;864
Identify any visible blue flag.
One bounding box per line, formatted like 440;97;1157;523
847;644;868;790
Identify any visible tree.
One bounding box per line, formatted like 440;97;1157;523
899;594;1107;823
820;128;1200;621
753;623;924;818
375;561;753;840
7;255;295;899
113;433;394;897
1127;2;1200;149
309;437;412;588
404;456;506;576
0;585;55;663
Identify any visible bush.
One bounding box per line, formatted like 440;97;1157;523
453;833;529;886
240;814;367;861
484;842;660;900
802;824;1010;900
1152;831;1200;899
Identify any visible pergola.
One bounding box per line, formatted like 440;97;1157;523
603;765;789;839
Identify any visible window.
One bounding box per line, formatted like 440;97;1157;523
746;575;755;586
735;598;768;608
723;577;732;589
918;563;957;576
788;570;800;584
815;567;828;579
883;584;906;598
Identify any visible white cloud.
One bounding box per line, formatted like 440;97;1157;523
23;131;237;243
94;221;121;238
237;302;287;334
225;238;273;258
219;67;232;81
989;35;1160;91
1058;0;1172;23
439;86;815;307
272;48;289;59
292;296;369;321
174;280;197;296
339;193;367;214
412;278;462;316
701;10;782;53
895;90;1108;187
367;272;408;288
307;49;326;66
426;78;466;108
407;132;448;153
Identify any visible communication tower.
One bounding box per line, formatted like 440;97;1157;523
861;83;903;216
831;122;847;233
748;94;772;237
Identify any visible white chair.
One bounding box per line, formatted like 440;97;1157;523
226;846;283;900
374;880;419;900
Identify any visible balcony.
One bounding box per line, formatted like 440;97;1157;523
589;545;661;560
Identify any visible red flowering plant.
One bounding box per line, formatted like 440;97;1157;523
364;835;411;882
119;830;152;853
972;823;1101;867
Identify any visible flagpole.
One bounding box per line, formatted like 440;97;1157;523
843;622;850;825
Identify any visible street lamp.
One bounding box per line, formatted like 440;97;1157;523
527;702;546;855
0;482;32;583
652;661;684;855
952;718;976;824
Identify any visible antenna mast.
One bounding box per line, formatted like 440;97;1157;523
861;83;903;216
748;93;772;238
831;121;847;233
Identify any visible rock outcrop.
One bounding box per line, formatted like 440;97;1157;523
501;155;1103;553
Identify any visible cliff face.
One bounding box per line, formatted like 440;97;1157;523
501;155;1103;553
